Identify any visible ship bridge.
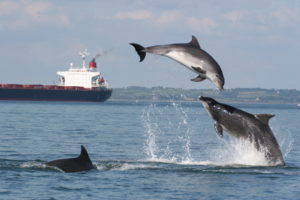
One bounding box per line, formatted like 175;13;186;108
57;49;108;89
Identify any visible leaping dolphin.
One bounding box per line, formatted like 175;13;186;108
46;145;95;172
130;36;225;90
199;96;285;166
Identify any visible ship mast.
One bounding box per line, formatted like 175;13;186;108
79;49;89;69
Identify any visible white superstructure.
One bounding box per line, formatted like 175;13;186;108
57;49;109;89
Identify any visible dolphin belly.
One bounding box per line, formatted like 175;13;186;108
165;51;206;74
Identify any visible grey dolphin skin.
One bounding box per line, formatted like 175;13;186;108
130;36;225;90
199;96;285;166
46;145;95;172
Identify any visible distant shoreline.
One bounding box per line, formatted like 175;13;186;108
109;86;300;105
107;98;299;106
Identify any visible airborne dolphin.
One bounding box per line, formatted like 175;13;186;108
199;96;285;166
130;36;225;90
46;145;95;172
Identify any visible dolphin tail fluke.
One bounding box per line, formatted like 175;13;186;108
130;43;146;62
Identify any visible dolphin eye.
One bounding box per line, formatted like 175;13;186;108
207;98;216;106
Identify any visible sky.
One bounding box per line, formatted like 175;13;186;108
0;0;299;90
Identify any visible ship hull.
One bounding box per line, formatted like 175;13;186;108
0;87;112;102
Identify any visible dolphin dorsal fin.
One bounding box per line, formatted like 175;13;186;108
255;114;275;125
79;145;92;162
189;35;201;48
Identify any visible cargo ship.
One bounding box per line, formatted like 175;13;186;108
0;50;112;102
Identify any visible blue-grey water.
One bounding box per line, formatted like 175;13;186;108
0;100;299;200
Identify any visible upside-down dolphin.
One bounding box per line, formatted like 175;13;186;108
46;145;95;172
199;96;285;166
130;36;225;90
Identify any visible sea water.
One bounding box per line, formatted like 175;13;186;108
0;100;299;200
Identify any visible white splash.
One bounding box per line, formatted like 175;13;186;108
117;163;158;171
271;124;294;160
141;102;193;163
209;138;271;166
173;102;192;162
141;102;292;167
20;161;46;168
94;162;159;171
20;161;65;172
142;104;159;160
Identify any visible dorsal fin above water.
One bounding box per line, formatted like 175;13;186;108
255;114;275;125
189;35;201;49
79;145;92;162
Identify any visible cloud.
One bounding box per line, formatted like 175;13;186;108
187;17;218;34
114;10;182;25
223;11;243;25
156;11;181;24
112;5;299;38
24;1;52;18
223;7;300;32
113;10;153;20
270;7;300;26
112;9;218;34
0;0;70;30
0;1;19;15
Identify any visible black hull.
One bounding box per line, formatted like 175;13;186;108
0;88;112;102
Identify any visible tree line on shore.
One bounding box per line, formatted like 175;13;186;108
110;86;300;104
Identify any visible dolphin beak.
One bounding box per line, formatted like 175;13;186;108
198;96;210;111
199;96;204;101
216;85;224;91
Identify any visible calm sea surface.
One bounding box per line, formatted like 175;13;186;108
0;100;299;200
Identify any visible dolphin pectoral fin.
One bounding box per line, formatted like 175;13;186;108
248;131;260;150
191;75;206;82
254;114;275;125
214;121;223;138
130;43;146;62
191;66;206;74
189;36;201;49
